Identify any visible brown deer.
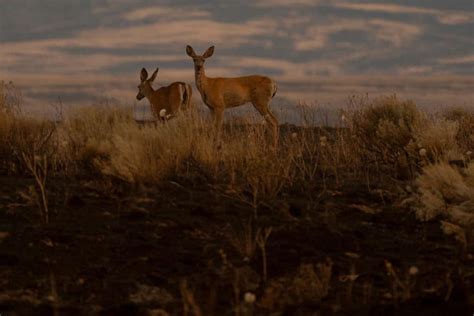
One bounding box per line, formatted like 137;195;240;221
185;45;279;146
136;67;192;121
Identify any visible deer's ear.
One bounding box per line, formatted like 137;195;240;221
149;68;159;82
186;45;196;57
140;68;148;82
203;46;214;58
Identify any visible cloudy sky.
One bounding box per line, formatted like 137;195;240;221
1;0;473;115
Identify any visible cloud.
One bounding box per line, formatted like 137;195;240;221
255;0;321;7
253;0;474;25
1;0;472;114
438;54;474;65
79;19;277;49
0;4;279;77
9;73;473;114
334;3;437;15
124;6;211;21
293;18;422;51
219;55;341;79
369;19;422;46
1;41;185;75
395;66;433;75
333;2;474;25
277;75;474;108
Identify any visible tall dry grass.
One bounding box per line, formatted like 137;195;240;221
443;107;474;154
1;84;473;220
54;105;132;175
0;111;13;170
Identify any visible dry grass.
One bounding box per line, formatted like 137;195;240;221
0;111;13;170
56;105;132;175
2;82;474;313
443;107;474;153
1;83;473;224
259;258;333;310
1;112;57;222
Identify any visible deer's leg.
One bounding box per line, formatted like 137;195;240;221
185;84;193;110
207;107;216;126
252;100;279;147
213;107;224;148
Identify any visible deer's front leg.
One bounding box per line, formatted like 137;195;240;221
213;107;224;129
211;106;224;149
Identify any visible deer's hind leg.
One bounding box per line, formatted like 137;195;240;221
182;83;193;111
252;98;279;148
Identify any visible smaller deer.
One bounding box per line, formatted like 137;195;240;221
136;67;192;121
186;45;279;146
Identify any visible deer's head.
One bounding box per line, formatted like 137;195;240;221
136;67;158;100
186;45;214;70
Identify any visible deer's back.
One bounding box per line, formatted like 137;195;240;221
206;75;274;107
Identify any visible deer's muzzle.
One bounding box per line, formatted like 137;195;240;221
136;92;145;100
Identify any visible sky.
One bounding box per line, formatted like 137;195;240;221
0;0;473;117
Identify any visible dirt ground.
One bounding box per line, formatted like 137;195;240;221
0;173;473;315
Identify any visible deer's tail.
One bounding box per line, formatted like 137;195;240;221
271;80;278;98
182;83;192;110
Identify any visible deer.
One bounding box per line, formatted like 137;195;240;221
136;67;192;121
185;45;279;147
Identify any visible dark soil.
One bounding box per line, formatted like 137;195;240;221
0;173;473;316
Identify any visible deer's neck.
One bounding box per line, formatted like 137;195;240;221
194;66;207;93
144;86;157;104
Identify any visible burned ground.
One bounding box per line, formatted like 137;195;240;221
0;173;472;315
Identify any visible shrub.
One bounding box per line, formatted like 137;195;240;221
0;111;14;170
407;118;461;163
414;162;474;227
347;95;423;177
96;109;217;183
443;108;474;154
57;105;132;175
0;82;23;173
0;81;22;114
